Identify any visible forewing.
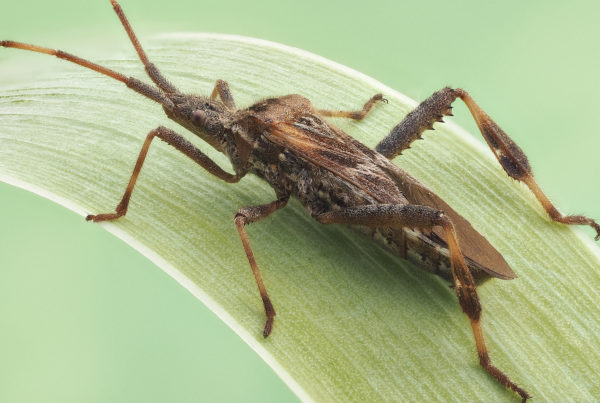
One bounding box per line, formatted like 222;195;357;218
265;115;515;280
266;116;407;205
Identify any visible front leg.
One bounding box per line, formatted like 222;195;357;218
316;204;530;402
234;195;290;338
87;126;243;222
376;87;600;239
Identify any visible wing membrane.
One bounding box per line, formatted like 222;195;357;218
391;170;516;279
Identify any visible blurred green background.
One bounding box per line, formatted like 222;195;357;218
1;1;599;402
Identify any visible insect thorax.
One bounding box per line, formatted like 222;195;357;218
248;136;378;216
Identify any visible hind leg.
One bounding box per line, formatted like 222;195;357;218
375;87;600;239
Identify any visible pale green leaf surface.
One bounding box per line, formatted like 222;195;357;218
1;34;600;402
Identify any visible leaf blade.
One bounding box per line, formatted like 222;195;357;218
1;33;600;402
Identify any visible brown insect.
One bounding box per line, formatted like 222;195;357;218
3;1;599;401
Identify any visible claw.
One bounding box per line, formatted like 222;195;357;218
261;295;276;338
263;315;274;338
592;221;600;241
85;211;122;222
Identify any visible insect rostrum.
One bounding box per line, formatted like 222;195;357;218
3;1;599;402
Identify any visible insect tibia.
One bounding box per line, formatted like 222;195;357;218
455;280;482;321
455;89;531;181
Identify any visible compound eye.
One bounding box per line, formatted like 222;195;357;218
192;110;206;126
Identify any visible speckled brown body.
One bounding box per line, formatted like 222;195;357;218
16;2;600;399
214;94;505;283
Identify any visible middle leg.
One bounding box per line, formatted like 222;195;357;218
316;93;387;120
234;195;290;338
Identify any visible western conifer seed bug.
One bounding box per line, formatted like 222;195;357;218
3;1;600;401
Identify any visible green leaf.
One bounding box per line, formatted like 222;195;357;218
1;34;599;402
